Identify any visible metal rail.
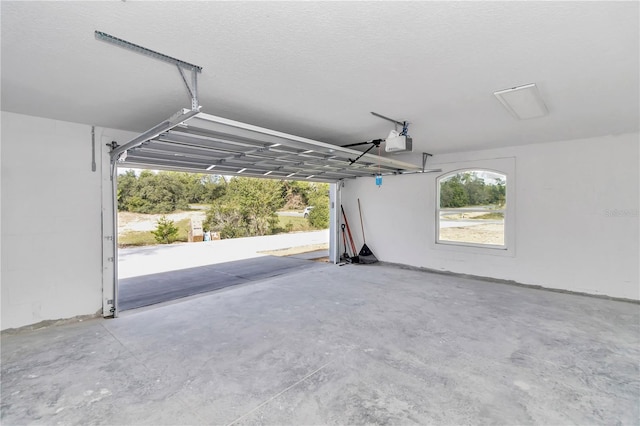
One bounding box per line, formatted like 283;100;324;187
95;30;202;111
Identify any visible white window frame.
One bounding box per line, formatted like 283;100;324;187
433;157;515;257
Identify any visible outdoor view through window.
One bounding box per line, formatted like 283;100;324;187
437;170;506;247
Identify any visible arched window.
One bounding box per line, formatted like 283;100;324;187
437;169;507;248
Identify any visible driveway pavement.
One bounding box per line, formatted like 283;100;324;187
118;256;324;311
118;230;329;279
440;219;504;228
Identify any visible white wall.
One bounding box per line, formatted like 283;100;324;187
342;132;639;300
1;112;130;330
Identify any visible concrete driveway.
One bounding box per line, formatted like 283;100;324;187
118;230;329;279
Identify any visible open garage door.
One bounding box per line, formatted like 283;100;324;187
112;109;423;182
105;109;423;317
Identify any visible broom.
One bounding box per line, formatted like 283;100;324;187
341;205;359;263
340;224;352;262
357;199;378;264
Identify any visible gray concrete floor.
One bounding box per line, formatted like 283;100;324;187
2;263;639;425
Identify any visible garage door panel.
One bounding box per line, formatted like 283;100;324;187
116;110;423;182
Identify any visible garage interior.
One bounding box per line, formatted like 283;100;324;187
1;2;639;425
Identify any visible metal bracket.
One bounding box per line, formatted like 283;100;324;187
371;111;410;135
106;141;119;152
370;111;405;127
422;152;433;172
91;126;97;172
95;30;202;111
176;65;200;111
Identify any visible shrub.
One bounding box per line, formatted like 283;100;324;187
151;216;179;244
307;202;329;229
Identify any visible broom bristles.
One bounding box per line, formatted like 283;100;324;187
358;244;378;264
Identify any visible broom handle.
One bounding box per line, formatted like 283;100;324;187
358;198;366;243
341;205;358;254
341;224;349;257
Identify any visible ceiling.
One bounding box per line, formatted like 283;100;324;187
2;1;638;163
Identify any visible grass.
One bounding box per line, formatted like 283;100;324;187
118;218;191;247
277;216;313;232
188;204;210;211
441;212;505;221
473;212;504;220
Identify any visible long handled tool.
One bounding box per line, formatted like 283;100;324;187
340;224;351;262
357;199;378;264
340;205;359;263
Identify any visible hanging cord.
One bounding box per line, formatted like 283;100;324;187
400;121;409;136
376;144;383;187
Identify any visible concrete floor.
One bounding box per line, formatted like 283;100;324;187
2;263;639;425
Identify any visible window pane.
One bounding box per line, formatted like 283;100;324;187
438;171;506;247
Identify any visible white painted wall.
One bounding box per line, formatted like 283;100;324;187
342;132;639;300
1;112;132;330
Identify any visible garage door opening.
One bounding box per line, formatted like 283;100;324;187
115;168;334;312
103;108;421;317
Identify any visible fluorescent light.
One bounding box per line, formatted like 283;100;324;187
263;171;273;176
286;173;296;178
206;165;216;170
269;143;281;148
237;168;247;173
494;83;548;119
302;150;314;154
306;175;315;179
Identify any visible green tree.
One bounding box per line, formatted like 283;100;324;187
440;171;506;208
202;175;227;203
151;215;179;244
440;175;468;207
229;178;285;235
490;178;506;207
117;170;138;211
205;199;248;239
281;181;313;210
306;183;330;229
204;177;285;238
118;170;195;214
465;175;490;206
177;172;207;203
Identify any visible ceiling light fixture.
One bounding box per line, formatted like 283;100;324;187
494;83;548;120
237;168;247;173
206;165;216;170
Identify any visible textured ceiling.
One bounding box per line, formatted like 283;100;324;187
1;1;638;160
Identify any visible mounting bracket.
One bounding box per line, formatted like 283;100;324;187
422;152;433;172
106;141;119;151
95;30;203;111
